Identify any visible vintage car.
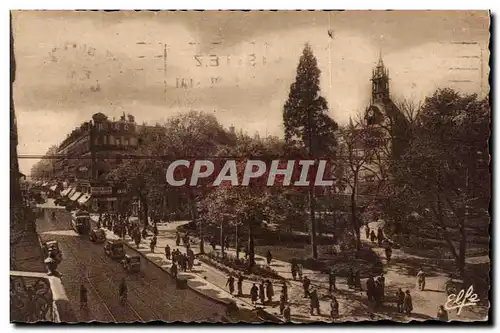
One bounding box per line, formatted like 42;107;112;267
89;228;106;243
42;240;62;264
104;239;125;260
122;254;141;273
71;210;91;234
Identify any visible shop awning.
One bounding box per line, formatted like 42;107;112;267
50;185;57;192
78;194;92;205
67;188;77;198
70;192;82;201
60;187;72;197
42;182;48;187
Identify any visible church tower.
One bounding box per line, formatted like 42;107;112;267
371;53;390;104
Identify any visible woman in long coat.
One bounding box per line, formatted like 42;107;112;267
403;290;413;314
259;281;266;305
266;280;274;303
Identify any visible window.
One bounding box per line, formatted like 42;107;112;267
109;135;115;145
129;137;137;146
124;123;129;130
97;123;104;130
103;136;107;145
124;138;129;146
94;137;99;145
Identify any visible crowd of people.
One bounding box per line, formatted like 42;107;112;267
94;213;452;323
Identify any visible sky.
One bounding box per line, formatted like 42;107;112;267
12;10;490;174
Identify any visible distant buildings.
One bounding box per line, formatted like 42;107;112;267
53;112;140;213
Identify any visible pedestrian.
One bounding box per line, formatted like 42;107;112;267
242;244;248;259
366;275;375;302
396;288;405;313
416;268;426;291
259;281;266;305
134;233;141;249
141;228;148;240
211;238;217;251
181;254;188;272
279;292;286;315
165;244;171;260
297;263;303;281
80;284;88;308
437;305;449;321
250;283;258;305
354;270;362;291
377;274;385;301
153;222;158;236
266;279;274;303
226;275;235;295
283;304;291;322
171;262;178;279
329;268;337;293
365;224;370;239
150;238;156;253
187;249;195;271
377;227;384;246
347;268;355;289
291;260;298;280
281;281;288;304
330;296;339;320
176;232;181;247
266;250;273;265
237;274;244;296
309;289;320;315
370;230;377;244
403;290;413;314
171;250;177;264
302;276;311;298
374;278;382;309
385;246;392;263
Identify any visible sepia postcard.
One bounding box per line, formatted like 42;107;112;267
10;10;491;324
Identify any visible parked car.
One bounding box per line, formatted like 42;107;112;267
104;239;125;260
89;228;106;243
122;254;141;273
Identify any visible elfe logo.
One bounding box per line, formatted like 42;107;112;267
165;159;335;187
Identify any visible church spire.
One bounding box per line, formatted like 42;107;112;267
377;49;384;68
371;52;390;103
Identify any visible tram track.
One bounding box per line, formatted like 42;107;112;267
37;206;232;322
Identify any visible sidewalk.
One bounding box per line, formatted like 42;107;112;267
362;220;488;321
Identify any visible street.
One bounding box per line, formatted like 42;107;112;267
36;204;229;323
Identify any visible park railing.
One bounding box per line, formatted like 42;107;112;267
10;271;76;323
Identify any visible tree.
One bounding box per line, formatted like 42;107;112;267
385;89;490;278
283;43;339;259
30;145;59;180
107;125;167;229
337;117;387;250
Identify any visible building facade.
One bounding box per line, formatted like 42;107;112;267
54;112;139;213
339;55;410;201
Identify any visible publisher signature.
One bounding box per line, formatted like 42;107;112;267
444;285;480;315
